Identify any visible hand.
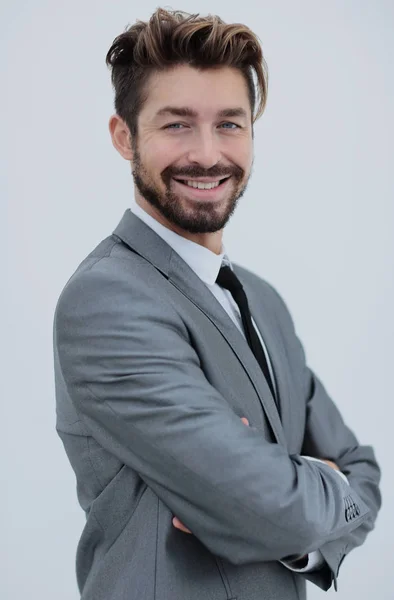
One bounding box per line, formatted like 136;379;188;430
321;459;340;471
172;417;250;535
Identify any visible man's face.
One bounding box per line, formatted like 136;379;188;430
131;65;254;240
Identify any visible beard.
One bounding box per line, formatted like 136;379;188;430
130;142;252;234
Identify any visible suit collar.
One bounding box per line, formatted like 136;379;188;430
129;199;229;285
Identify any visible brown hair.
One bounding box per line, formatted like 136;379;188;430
105;8;268;139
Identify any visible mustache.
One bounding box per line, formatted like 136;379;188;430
162;164;244;181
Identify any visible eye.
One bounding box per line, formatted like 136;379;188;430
164;123;186;130
220;122;241;129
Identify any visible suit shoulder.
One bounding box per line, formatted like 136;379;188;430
232;262;282;302
231;262;295;327
54;234;118;293
53;234;178;333
53;235;138;318
55;234;149;296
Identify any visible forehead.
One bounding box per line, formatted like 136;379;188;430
140;65;251;121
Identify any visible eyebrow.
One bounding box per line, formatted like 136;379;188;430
155;106;248;119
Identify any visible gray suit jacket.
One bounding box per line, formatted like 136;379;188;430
53;208;381;600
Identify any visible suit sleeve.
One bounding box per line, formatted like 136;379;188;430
268;284;382;591
54;258;372;566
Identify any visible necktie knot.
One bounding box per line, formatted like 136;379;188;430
216;265;244;293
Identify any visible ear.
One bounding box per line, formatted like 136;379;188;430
108;114;134;161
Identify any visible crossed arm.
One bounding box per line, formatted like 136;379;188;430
172;417;342;536
172;417;344;576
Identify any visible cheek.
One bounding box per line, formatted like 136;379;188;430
225;137;252;168
241;138;253;161
242;147;254;175
143;141;179;174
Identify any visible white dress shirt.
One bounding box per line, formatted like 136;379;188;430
129;198;348;572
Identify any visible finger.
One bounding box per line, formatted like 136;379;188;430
241;417;249;426
172;517;192;534
322;459;340;471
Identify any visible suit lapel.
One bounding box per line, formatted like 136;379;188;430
113;209;287;448
243;280;293;449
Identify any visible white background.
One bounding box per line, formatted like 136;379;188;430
4;1;393;598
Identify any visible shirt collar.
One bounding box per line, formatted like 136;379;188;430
129;197;233;286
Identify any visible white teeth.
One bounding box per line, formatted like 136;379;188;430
174;177;230;189
186;180;220;189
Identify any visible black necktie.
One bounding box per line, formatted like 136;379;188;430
216;265;277;403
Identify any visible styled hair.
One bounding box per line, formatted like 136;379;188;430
105;8;268;139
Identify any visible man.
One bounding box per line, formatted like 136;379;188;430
53;8;381;599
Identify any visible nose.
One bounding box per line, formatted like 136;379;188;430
186;129;222;168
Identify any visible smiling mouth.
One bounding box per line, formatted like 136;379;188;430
172;176;231;189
